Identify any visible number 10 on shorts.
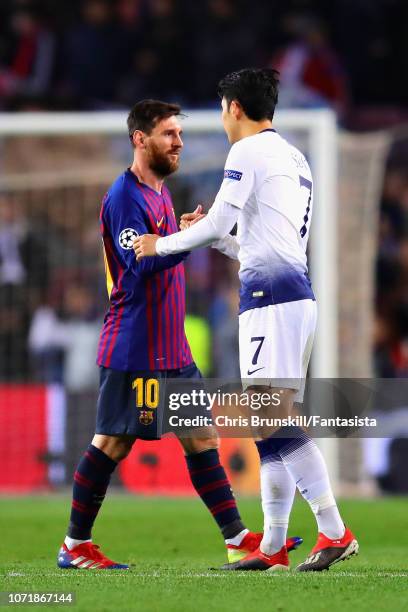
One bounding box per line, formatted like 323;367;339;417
132;378;160;409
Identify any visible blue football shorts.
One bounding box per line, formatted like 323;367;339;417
95;362;204;440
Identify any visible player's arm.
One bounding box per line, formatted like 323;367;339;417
134;197;239;258
105;194;189;276
137;244;189;275
134;140;254;260
158;197;240;254
180;205;240;260
211;234;240;260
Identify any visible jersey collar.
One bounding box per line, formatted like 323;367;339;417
127;168;163;196
258;128;277;134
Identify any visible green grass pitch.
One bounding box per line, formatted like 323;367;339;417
1;496;407;611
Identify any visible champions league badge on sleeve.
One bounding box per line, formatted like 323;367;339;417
119;228;139;249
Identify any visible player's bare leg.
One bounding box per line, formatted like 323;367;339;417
58;434;136;570
92;433;136;461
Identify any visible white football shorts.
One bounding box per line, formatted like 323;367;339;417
239;299;317;403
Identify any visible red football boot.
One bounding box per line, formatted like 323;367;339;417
227;532;302;563
57;542;129;570
222;545;290;571
296;527;359;571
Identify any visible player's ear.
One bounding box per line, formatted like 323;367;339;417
133;131;146;149
230;100;243;121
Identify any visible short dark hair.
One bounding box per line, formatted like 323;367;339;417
127;99;181;141
217;68;280;121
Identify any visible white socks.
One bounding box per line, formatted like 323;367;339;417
280;439;345;540
225;528;249;546
259;458;296;555
64;536;92;550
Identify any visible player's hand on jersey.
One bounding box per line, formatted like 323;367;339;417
133;234;159;260
179;204;205;230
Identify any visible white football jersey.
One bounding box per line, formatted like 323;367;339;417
214;129;315;313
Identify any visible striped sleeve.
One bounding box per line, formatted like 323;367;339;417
104;192;189;277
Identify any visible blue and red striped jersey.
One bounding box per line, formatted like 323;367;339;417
97;169;193;371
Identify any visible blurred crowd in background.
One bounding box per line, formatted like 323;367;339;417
0;0;407;126
1;0;408;386
375;138;408;378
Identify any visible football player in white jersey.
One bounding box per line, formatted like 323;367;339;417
134;68;358;572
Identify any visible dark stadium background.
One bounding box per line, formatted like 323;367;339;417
0;0;407;114
0;0;408;497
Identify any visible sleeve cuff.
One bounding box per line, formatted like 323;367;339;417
156;236;166;256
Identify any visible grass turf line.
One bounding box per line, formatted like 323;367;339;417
0;496;407;612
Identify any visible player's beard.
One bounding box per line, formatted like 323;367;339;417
147;141;180;178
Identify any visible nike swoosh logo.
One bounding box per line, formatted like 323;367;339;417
157;216;164;228
247;367;265;375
